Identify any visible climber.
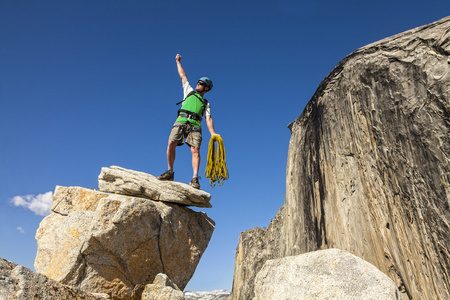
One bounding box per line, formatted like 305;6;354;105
157;54;219;189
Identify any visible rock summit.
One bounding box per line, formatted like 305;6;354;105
33;166;215;299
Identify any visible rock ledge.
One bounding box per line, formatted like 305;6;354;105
99;166;212;208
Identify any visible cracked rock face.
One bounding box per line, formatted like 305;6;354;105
35;186;215;300
232;16;450;300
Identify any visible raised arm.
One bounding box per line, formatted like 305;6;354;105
175;54;188;86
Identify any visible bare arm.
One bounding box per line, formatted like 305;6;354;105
205;115;218;136
175;54;188;86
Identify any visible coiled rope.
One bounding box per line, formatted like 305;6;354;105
204;135;229;187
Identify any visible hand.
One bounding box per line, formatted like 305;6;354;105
175;54;181;61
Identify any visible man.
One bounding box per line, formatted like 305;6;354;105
157;54;218;189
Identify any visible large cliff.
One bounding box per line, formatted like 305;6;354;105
232;16;450;300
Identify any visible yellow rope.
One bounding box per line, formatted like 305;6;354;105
205;134;229;187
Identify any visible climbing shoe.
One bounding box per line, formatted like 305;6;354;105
157;170;174;181
190;177;200;189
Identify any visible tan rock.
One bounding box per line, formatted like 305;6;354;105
141;273;184;300
232;208;285;300
0;257;109;300
98;166;212;208
35;186;215;299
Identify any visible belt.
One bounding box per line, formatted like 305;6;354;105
173;123;201;132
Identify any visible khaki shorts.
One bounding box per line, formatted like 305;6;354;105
169;122;202;148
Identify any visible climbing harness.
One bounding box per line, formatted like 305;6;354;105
177;110;202;122
176;92;208;118
205;135;229;187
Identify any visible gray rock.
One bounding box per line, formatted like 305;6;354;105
0;257;108;300
141;273;184;300
35;186;215;299
184;289;231;300
232;16;450;300
253;249;401;300
98;166;212;208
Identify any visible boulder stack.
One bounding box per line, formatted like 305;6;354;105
34;166;215;300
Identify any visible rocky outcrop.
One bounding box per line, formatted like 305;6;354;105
0;257;108;300
141;273;184;300
253;249;401;300
232;207;285;300
35;169;215;299
98;166;212;208
232;16;450;300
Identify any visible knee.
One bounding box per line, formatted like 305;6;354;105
191;147;200;155
167;141;177;151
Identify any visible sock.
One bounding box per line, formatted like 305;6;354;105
193;173;198;178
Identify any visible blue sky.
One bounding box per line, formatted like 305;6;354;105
0;0;448;292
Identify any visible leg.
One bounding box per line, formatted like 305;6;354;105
167;140;178;170
157;140;178;181
186;126;202;188
190;146;201;189
191;146;200;176
158;124;184;181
